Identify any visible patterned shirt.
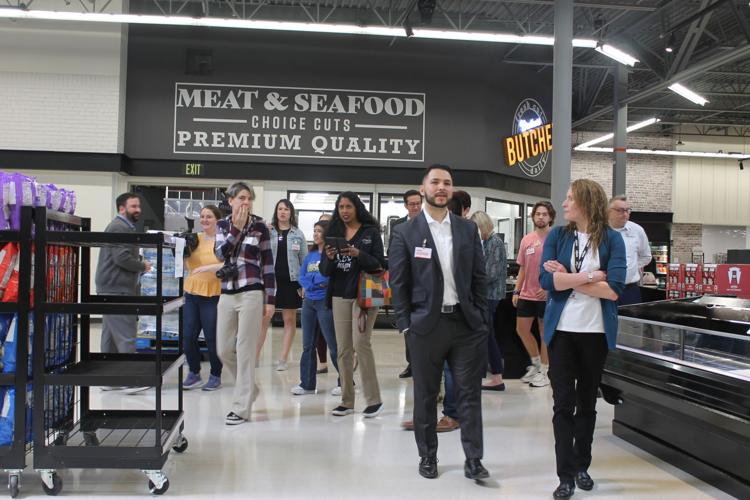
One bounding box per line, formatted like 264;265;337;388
215;216;276;305
483;232;508;301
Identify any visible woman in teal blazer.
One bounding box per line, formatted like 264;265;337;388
538;179;626;500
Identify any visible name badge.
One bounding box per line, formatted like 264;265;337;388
291;243;301;252
526;247;536;255
247;236;259;246
414;247;432;259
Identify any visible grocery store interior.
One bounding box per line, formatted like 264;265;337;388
1;0;749;498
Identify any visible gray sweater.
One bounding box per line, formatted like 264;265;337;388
94;216;145;294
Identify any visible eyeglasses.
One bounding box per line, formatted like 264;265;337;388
610;208;631;214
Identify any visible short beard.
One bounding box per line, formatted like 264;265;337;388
425;194;449;209
534;220;549;229
127;212;140;223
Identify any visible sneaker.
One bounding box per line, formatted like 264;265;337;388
124;386;152;395
182;372;203;390
521;364;540;383
275;360;288;371
331;405;354;416
362;403;383;418
330;386;342;396
225;412;246;425
529;371;550;388
202;375;222;391
291;385;316;395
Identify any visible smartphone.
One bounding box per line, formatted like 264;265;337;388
325;237;349;250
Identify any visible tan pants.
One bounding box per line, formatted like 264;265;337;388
217;290;263;420
332;297;381;409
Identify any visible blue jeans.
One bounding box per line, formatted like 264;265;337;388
486;299;504;375
182;293;222;377
442;362;458;419
300;298;339;390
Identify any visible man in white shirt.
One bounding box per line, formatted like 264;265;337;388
608;195;652;305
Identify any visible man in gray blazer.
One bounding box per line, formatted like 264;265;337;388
389;164;490;481
95;193;151;354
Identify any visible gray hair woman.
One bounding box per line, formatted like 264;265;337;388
470;211;507;391
215;181;276;425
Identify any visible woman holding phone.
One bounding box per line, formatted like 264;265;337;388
320;192;385;418
539;179;626;498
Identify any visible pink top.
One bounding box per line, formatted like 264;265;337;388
516;231;548;301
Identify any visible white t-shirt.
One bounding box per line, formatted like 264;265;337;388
556;232;605;333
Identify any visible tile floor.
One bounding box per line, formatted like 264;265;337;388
12;327;735;499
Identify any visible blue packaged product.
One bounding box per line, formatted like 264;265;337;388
0;388;13;446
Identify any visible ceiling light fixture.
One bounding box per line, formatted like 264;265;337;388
668;83;709;106
574;117;660;150
665;32;675;53
0;8;614;52
575;146;748;159
594;42;639;66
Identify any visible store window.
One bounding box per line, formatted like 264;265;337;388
526;204;534;234
288;191;371;241
379;193;408;249
485;198;523;259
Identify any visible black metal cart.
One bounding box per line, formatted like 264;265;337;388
0;208;34;497
29;207;187;496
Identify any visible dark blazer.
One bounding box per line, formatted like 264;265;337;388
387;216;408;250
389;211;488;336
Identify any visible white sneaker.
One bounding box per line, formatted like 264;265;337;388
529;371;550;388
330;386;342;396
521;364;540;383
291;385;315;395
275;360;288;371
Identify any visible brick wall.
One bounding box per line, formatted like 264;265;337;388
0;72;120;153
672;223;703;264
571;133;673;213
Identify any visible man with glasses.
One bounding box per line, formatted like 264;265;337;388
608;195;652;305
390;189;423;379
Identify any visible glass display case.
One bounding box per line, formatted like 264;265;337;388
602;296;750;498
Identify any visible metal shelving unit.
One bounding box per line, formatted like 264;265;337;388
30;207;187;496
0;208;33;498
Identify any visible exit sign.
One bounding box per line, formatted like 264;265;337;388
184;163;203;176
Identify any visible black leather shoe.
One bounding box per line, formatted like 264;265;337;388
575;471;594;491
399;366;412;378
553;481;575;499
419;456;438;479
464;458;489;480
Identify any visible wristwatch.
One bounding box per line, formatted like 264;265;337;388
587;271;594;283
512;290;521;296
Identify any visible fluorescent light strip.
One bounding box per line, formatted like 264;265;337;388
576;146;746;159
0;9;608;51
575;117;660;150
594;44;639;67
668;83;709;106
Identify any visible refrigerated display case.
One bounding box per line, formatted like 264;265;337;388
601;296;750;499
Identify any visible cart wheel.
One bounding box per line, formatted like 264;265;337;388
148;478;170;495
41;473;62;496
172;435;188;453
8;475;19;498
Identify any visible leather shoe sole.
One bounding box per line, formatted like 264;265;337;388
553;482;575;499
464;461;489;480
419;458;438;479
575;472;594;491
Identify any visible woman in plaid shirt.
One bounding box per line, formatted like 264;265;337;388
215;181;276;426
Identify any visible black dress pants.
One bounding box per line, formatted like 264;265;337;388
548;331;609;482
407;310;488;459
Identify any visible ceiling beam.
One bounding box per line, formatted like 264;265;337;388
572;42;750;128
485;0;656;11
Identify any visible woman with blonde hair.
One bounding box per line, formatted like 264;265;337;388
539;178;626;499
470;210;507;391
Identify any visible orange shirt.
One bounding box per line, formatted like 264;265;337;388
184;234;222;297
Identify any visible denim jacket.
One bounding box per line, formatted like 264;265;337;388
270;226;308;282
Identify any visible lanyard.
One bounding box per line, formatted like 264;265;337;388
573;231;591;273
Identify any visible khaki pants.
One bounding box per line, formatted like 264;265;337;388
217;291;263;420
332;297;381;409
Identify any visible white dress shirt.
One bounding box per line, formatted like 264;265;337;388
423;209;459;306
613;221;652;284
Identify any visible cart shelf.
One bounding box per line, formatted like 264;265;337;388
45;231;175;248
42;296;184;315
44;355;185;387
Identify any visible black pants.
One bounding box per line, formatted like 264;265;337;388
617;283;642;306
548;331;609;482
407;310;488;459
404;334;411;366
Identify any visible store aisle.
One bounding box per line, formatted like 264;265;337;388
25;327;733;499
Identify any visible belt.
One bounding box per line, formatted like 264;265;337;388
441;304;460;314
625;282;639;289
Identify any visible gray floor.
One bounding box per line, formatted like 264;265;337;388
12;326;736;498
